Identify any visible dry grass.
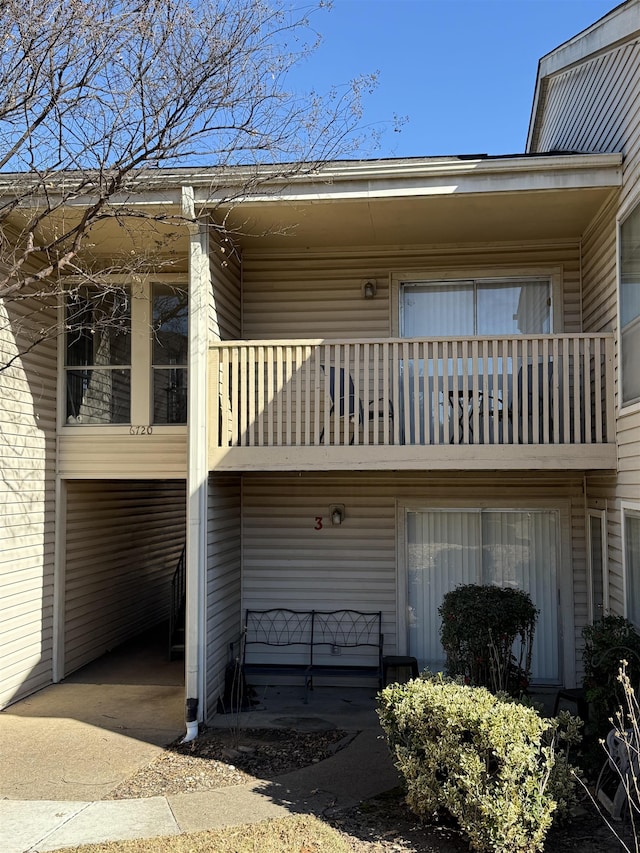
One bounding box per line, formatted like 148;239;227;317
52;814;351;853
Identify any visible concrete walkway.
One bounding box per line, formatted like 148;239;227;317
1;664;399;853
1;727;398;853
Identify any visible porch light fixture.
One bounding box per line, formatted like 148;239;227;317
362;280;377;299
330;504;345;525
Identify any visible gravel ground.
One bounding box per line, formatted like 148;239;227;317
105;727;351;799
104;727;623;852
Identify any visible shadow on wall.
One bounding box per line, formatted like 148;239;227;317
0;293;58;708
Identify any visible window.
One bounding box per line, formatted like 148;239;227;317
65;287;131;424
64;278;188;427
620;203;640;405
588;510;607;621
401;278;551;337
406;508;560;683
625;507;640;627
152;283;188;424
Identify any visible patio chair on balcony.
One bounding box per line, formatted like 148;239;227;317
481;388;512;443
515;361;556;443
319;365;365;444
368;396;395;440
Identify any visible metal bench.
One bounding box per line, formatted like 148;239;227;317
242;608;383;701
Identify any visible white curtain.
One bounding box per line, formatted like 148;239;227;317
481;511;558;682
407;509;559;683
407;511;480;674
626;513;640;625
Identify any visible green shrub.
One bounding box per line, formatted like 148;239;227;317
439;584;537;696
378;675;581;853
582;615;640;734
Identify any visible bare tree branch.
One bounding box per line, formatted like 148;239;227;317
0;0;378;307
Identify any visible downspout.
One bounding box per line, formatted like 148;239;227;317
182;185;210;742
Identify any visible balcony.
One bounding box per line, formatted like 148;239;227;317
208;334;616;472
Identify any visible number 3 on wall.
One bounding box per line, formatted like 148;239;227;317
314;516;323;530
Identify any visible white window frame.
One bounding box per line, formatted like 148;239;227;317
57;274;188;432
389;266;564;337
61;283;132;427
617;196;640;415
622;501;640;628
396;497;575;686
587;508;608;622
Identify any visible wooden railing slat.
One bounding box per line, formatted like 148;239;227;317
210;334;615;452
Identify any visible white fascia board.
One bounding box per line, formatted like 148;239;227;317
192;152;621;188
527;0;640;151
538;1;640;78
0;152;622;209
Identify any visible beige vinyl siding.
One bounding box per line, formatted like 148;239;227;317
58;433;187;477
616;92;640;624
242;474;396;687
532;37;640;214
204;245;242;720
582;199;617;334
242;243;582;338
0;291;57;709
210;238;241;342
241;470;586;686
586;471;625;616
533;44;639;155
579;198;629;629
64;480;186;676
205;475;241;720
572;41;640;625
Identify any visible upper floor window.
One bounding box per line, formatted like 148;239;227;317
65;286;131;424
152;283;188;424
64;278;188;427
401;278;551;337
620;202;640;406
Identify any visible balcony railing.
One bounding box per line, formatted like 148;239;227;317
210;335;614;450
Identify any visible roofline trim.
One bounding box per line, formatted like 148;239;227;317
0;152;622;207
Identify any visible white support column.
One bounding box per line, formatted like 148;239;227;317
52;475;67;682
184;186;210;735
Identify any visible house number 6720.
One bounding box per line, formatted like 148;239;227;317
129;425;153;435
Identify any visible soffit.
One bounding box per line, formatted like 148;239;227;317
2;153;621;256
217;186;618;250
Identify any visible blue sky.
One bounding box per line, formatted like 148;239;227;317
293;0;618;158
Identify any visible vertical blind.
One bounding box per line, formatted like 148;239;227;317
401;278;551;337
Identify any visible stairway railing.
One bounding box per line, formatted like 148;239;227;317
169;544;186;659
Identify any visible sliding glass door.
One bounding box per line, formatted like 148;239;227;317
406;508;560;683
401;278;551;337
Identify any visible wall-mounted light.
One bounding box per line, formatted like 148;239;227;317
362;280;377;299
330;504;345;525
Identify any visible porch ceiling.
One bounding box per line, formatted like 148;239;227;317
216;186;618;250
2;152;620;256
